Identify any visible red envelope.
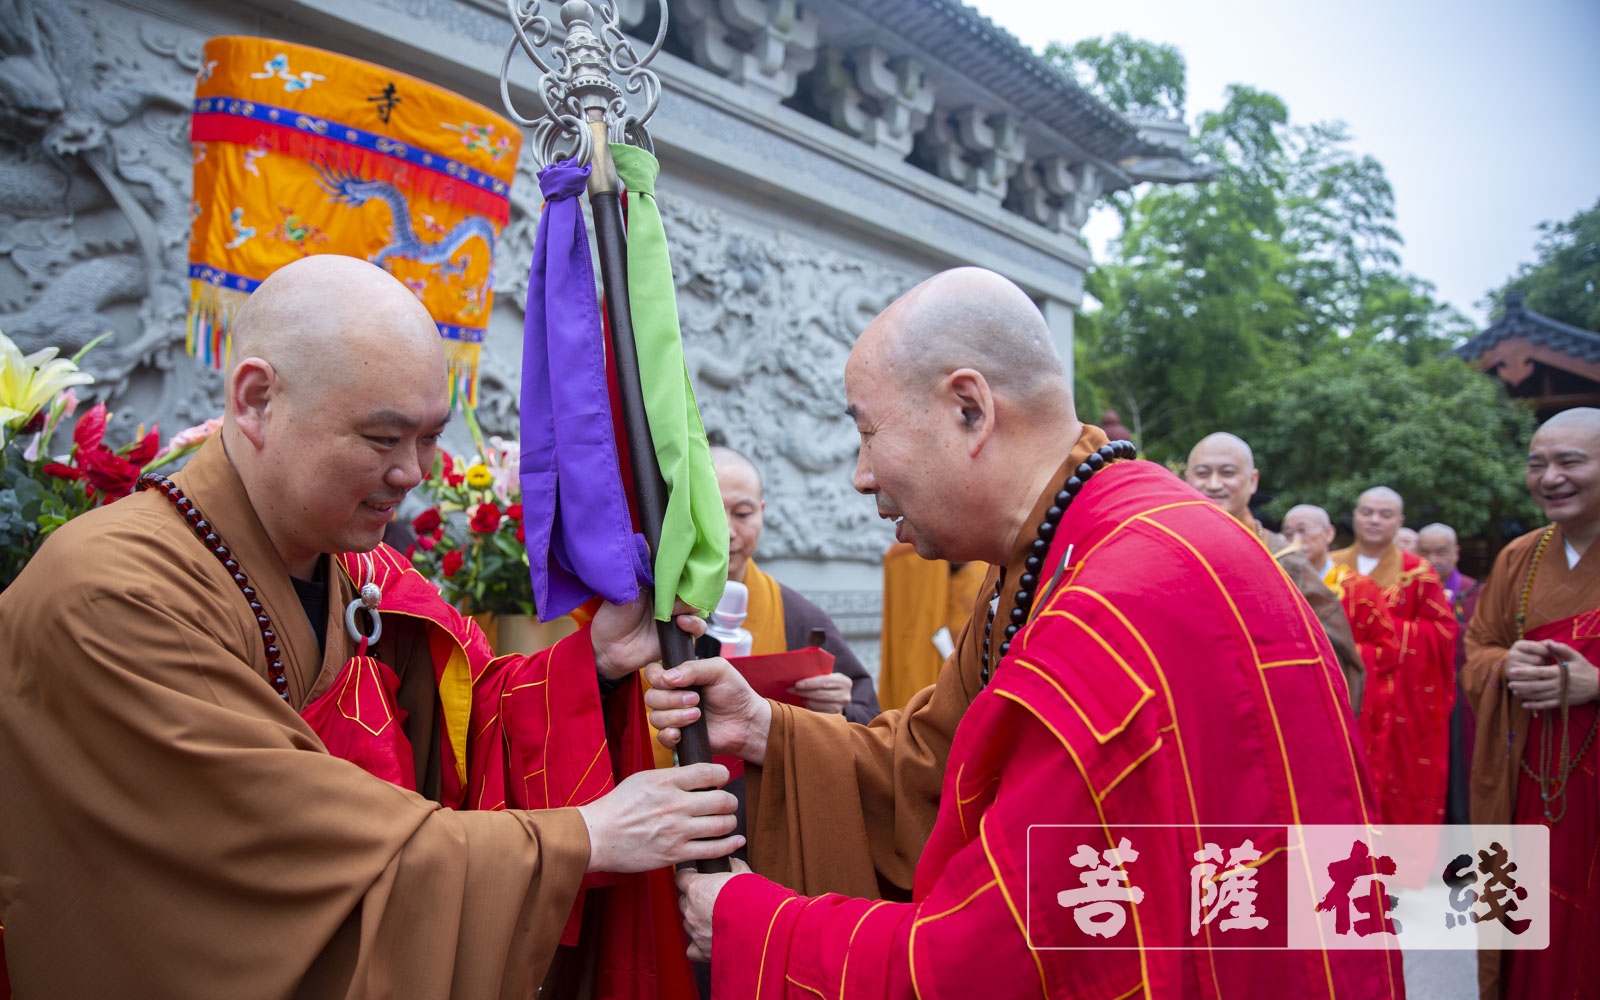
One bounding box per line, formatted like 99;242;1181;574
729;647;835;706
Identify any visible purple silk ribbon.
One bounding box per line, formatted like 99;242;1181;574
520;161;650;621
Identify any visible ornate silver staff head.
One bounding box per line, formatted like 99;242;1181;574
499;0;668;169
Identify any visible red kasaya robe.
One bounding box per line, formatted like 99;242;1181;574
1332;544;1458;824
315;550;696;1000
711;461;1401;999
1324;563;1400;695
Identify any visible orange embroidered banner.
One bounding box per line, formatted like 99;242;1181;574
188;36;521;403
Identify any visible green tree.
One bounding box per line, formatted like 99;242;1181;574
1043;33;1185;118
1228;346;1538;538
1492;199;1600;331
1057;33;1532;533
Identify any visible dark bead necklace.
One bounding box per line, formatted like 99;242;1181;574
981;440;1137;687
138;473;290;700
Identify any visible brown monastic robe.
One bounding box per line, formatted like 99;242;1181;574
744;426;1109;898
1249;519;1365;713
0;438;589;997
1464;522;1600;999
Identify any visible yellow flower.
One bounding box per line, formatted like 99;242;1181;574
465;463;493;489
0;328;95;447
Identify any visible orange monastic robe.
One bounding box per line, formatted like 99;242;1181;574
878;544;987;711
1324;563;1400;689
0;439;594;996
1463;524;1600;1000
713;461;1399;999
1332;543;1457;824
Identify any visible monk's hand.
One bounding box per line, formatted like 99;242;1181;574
644;657;773;766
676;858;752;962
591;597;708;681
576;763;742;874
1511;640;1600;710
789;672;852;715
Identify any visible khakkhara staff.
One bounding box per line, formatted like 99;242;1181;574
500;0;730;875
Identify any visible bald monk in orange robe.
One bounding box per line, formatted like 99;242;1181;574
1464;408;1600;1000
1282;503;1400;687
648;269;1398;998
0;256;739;997
878;542;986;711
1332;487;1458;825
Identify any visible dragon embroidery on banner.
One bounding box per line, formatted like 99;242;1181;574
314;165;497;312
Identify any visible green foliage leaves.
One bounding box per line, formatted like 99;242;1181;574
1493;198;1600;331
0;438;97;589
1043;34;1186;118
1229;350;1537;536
1068;37;1537;534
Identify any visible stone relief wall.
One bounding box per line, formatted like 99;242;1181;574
1;0;221;438
0;0;908;569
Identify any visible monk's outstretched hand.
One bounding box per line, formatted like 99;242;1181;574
676;858;751;962
644;658;773;766
591;598;707;681
577;763;742;873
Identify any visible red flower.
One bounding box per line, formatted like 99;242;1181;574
42;462;84;481
505;503;523;521
411;508;443;535
469;501;502;534
21;411;45;434
417;533;436;551
65;403;159;501
441;549;464;577
515;522;525;544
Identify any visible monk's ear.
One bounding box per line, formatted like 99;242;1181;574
946;368;995;456
228;357;276;450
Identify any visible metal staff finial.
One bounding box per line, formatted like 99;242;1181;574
499;0;667;169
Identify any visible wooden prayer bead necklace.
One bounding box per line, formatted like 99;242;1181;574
1513;524;1599;823
980;440;1137;687
139;473;290;701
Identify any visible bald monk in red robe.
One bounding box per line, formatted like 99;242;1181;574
647;268;1399;998
0;256;740;997
1464;408;1600;1000
1332;487;1458;824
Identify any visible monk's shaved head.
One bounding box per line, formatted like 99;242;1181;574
1187;432;1255;472
228;254;444;406
1536;406;1600;442
1184;432;1259;524
1418;523;1456;545
861;267;1069;414
223;254;451;578
1527;407;1600;541
1357;486;1404;514
1281;503;1336;566
843;267;1082;564
1285;504;1331;529
710;445;763;496
1353;486;1405;553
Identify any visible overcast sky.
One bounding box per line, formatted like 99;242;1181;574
967;0;1600;327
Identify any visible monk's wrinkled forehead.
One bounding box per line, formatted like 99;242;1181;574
1187;432;1254;472
1357;487;1403;514
1531;407;1600;457
230;254;445;402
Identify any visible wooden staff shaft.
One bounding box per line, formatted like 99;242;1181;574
586;121;729;875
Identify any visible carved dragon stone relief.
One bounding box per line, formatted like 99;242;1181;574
0;0;220;436
3;0;914;566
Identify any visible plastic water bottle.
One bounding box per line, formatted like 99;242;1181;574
702;580;754;658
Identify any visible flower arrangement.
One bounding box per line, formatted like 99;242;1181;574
1;329;222;589
407;407;533;616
